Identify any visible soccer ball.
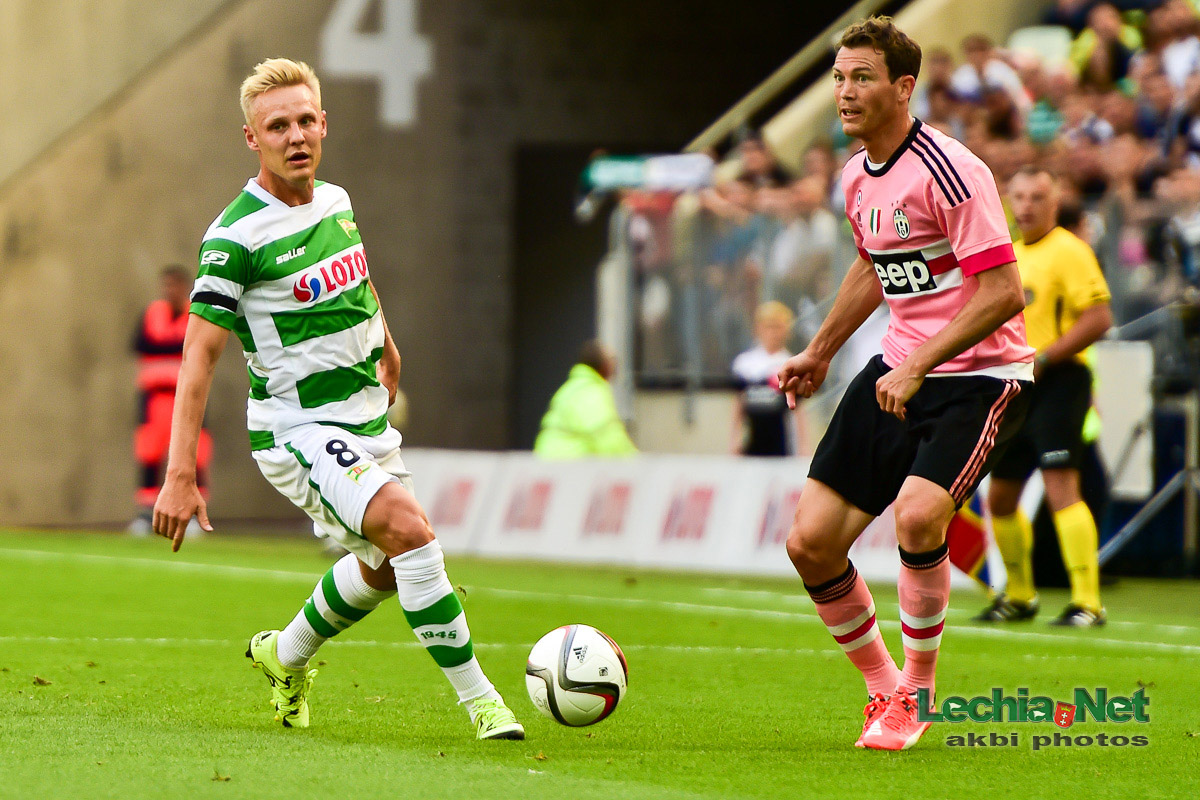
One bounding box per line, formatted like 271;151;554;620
525;624;628;726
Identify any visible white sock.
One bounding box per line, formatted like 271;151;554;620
391;540;498;704
276;553;394;668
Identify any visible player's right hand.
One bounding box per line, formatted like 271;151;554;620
153;476;213;552
777;351;829;409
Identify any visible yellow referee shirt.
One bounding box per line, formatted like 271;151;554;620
1013;227;1111;359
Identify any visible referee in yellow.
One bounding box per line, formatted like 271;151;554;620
976;165;1113;627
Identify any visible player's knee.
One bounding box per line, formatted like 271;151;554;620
365;490;434;556
893;501;949;550
785;524;838;577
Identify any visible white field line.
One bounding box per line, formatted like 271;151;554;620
0;636;1170;662
2;547;1198;654
699;586;1200;636
469;586;1200;654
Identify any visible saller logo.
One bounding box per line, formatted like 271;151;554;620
873;253;936;295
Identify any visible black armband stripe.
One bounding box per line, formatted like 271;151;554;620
191;291;237;312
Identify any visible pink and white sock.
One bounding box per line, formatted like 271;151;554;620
804;562;900;696
895;543;950;697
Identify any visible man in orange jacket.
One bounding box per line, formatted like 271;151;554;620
131;265;212;533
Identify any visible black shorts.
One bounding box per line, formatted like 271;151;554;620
808;355;1031;516
990;360;1092;482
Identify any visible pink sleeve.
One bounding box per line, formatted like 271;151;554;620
930;157;1015;276
845;211;868;261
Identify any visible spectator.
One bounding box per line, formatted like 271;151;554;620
534;341;638;458
912;46;956;119
1135;67;1178;147
1157;0;1200;90
1070;2;1142;91
730;302;810;457
131;265;212;535
1044;0;1096;34
951;34;1029;113
736;132;791;188
762;176;837;316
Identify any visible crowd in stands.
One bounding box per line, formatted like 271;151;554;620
623;0;1200;388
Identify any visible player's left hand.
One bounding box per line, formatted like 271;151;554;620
875;363;925;421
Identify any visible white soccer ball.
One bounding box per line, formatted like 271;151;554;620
525;624;628;726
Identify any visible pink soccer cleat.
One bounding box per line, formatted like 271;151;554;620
860;690;932;751
854;693;890;748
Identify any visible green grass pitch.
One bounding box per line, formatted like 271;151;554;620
1;528;1197;799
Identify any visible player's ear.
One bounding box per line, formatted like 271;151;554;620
319;110;328;139
244;124;260;152
897;74;916;103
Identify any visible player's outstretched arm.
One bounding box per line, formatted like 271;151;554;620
154;314;229;551
778;255;882;407
876;261;1025;419
367;280;401;407
1035;302;1112;376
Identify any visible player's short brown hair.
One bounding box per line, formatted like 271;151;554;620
837;16;922;82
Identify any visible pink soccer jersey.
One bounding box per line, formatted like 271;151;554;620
843;120;1034;379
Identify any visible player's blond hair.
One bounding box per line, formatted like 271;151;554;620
755;300;795;327
239;58;322;126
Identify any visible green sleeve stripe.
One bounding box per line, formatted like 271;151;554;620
329;412;389;438
247;368;270;401
189;304;236;330
321;570;372;621
248;430;276;450
232;315;257;353
424;641;474;668
218;191;268;228
284;442;311;469
198;238;252;284
294;347;384;409
255;212;362;283
302;599;341;638
272;280;379;348
402;592;464;629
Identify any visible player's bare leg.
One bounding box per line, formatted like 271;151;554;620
861;476;954;751
787;479;899;745
361;483;524;740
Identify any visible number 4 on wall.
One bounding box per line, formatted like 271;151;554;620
320;0;433;127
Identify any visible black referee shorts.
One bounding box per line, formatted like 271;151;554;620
807;355;1031;516
990;360;1092;483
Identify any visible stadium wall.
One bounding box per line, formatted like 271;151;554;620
401;447;982;588
0;0;842;526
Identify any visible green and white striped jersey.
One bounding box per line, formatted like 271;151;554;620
191;179;394;451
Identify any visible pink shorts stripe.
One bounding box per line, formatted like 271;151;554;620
950;380;1019;502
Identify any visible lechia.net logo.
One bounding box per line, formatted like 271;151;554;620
293;247;370;303
918;687;1150;751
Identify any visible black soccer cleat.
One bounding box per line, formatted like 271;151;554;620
974;593;1039;622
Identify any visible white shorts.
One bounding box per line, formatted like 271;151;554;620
253;424;411;569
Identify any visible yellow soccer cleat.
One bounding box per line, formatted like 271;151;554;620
246;630;317;728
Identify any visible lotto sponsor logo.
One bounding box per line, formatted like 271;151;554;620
503;480;553;533
872;253;936;295
582;481;631;537
661;485;714;542
200;250;230;266
292;249;370;302
431;478;475;527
